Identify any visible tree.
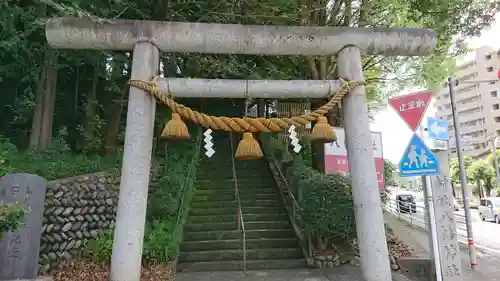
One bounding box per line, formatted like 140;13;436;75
295;0;500;171
383;159;396;186
467;160;495;198
487;149;500;171
1;0;500;163
450;156;473;185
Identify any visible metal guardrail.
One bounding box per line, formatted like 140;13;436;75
229;132;247;272
261;137;312;259
384;198;467;240
176;129;202;224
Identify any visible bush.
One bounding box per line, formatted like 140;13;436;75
83;232;114;264
142;219;179;264
287;161;356;245
143;135;199;264
78;131;200;266
0;202;28;239
0;135;120;180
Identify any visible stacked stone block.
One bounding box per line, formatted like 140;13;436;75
38;171;120;272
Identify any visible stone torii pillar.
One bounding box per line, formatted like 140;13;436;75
45;18;436;281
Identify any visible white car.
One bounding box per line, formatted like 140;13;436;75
478;197;500;223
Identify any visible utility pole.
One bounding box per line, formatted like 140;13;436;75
447;76;478;269
490;137;500;186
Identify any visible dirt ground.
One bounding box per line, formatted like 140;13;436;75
50;260;174;281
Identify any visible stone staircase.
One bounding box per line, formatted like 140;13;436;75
177;133;306;272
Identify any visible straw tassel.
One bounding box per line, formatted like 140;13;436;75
235;132;263;160
310;116;336;143
161;113;191;139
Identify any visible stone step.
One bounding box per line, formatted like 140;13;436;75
195;181;275;190
184;220;291;232
190;199;282;209
192;192;277;202
242;206;286;214
240;200;283;207
183;229;296;241
190;200;239;209
177;258;307;272
196;173;273;181
187;214;238;224
187;213;289;224
189;207;237;216
200;165;271;171
180;238;300;252
179;247;303;262
198;166;272;173
194;189;276;197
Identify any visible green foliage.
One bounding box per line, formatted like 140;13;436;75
290;163;356;242
450;156;473;185
383;159;396;185
261;133;312;167
487;149;500;170
2;0;500;268
146;141;196;221
142;134;200;264
83;231;114;264
142;219;179;264
380;189;392;207
0;134;120;180
467;160;496;197
0;202;27;240
80;135;200;265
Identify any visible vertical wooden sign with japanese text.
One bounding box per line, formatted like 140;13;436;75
0;173;47;280
430;152;463;281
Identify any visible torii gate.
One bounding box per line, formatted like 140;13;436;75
45;18;436;281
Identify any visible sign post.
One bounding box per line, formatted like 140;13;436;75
399;134;439;176
428;118;449;141
388;90;438;178
389;90;458;281
388;91;432;131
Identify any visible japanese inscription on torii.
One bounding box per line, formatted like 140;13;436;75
431;151;463;281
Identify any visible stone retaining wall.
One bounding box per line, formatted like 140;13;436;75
38;171;120;272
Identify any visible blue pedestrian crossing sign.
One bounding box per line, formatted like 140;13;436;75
427;117;449;140
399;134;439;177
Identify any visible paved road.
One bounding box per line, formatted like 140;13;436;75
387;190;500;255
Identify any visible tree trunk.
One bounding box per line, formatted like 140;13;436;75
103;102;125;154
485;185;491;197
103;54;129;154
477;182;484;198
257;99;266;117
69;65;81;151
29;46;58;151
82;59;100;152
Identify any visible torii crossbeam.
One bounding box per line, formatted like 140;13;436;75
45;17;436;281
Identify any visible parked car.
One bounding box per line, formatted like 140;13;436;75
478;197;500;223
396;194;417;214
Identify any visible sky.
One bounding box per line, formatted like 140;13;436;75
371;13;500;164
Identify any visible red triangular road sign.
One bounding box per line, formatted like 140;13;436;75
388;91;432;132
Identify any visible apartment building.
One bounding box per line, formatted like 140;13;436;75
434;46;500;159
